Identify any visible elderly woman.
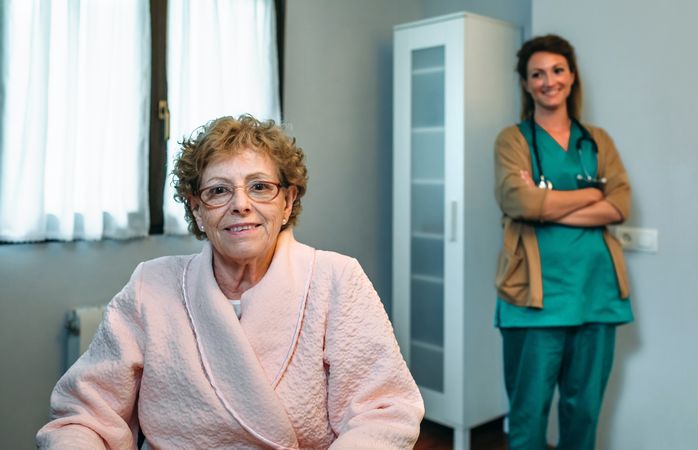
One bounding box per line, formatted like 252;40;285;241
37;115;424;449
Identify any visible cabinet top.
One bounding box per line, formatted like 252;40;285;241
394;10;517;32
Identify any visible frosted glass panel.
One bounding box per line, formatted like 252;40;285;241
410;341;444;392
411;237;444;278
411;277;444;345
411;72;444;127
412;46;445;70
411;184;444;234
412;130;444;180
411;47;445;128
409;45;445;393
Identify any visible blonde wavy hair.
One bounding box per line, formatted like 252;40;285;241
172;114;308;240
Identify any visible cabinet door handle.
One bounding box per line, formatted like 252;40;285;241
450;201;457;242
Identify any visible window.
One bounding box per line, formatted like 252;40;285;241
0;0;282;242
0;1;151;242
163;0;281;234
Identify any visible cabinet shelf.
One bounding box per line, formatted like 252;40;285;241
411;273;443;284
412;66;445;76
412;126;444;134
412;231;444;241
412;338;444;353
412;178;444;186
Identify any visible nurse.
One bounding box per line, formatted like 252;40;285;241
493;34;633;450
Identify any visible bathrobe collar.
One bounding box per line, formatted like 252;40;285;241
182;229;314;450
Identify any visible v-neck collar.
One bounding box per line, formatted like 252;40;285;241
534;120;574;152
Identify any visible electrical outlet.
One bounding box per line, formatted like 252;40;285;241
612;226;658;253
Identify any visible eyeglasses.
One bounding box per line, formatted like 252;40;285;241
198;180;284;208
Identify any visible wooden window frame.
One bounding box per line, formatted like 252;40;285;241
147;0;285;234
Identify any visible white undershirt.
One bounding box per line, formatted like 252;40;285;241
229;299;241;318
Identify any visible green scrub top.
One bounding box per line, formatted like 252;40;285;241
496;121;633;328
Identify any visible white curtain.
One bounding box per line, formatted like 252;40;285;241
0;0;150;242
163;0;281;234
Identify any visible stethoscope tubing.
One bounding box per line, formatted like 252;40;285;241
529;118;599;190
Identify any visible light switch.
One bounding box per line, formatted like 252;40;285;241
612;226;658;253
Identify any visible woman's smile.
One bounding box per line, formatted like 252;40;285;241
224;222;260;234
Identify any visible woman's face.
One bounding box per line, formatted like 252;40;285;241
524;51;575;114
190;147;296;270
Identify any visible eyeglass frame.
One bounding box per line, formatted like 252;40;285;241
196;180;287;208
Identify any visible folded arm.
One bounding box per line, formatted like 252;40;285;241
36;266;145;450
556;200;622;227
325;259;424;450
495;126;631;226
519;169;604;222
592;127;632;222
494;128;549;220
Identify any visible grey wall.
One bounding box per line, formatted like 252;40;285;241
421;0;531;37
0;236;203;448
533;0;698;449
283;0;423;312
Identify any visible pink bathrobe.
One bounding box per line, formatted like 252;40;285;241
36;231;424;449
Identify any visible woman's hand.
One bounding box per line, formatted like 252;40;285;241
519;170;536;188
517;170;605;222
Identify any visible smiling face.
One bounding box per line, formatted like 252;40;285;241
524;51;576;115
190;147;297;271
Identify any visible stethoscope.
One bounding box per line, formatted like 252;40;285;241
529;118;607;190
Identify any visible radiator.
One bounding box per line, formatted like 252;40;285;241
65;305;107;369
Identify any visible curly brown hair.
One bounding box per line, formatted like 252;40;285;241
516;34;583;121
172;114;308;240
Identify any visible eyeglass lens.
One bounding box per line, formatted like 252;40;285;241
200;181;280;206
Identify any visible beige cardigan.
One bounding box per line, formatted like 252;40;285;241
493;124;632;308
37;231;424;449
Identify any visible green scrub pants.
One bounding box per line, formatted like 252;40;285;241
501;324;616;450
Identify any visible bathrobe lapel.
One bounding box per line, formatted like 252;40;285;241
182;230;313;450
239;230;315;387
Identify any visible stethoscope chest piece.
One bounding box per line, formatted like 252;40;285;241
538;177;553;190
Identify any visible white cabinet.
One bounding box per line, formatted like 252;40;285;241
392;12;520;450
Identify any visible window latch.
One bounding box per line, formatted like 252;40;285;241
157;99;170;141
